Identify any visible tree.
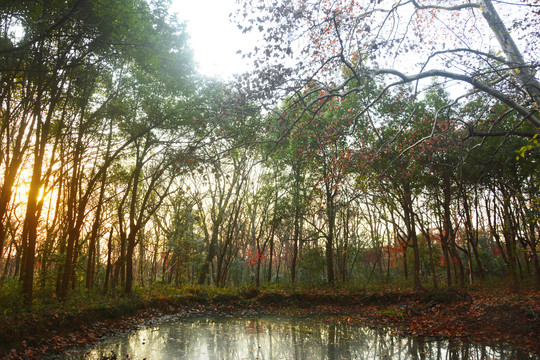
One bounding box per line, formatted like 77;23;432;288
0;0;195;303
262;104;311;284
236;0;539;289
237;0;539;136
196;150;252;285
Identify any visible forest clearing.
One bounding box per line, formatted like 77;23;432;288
0;0;539;358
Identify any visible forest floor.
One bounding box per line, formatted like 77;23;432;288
0;286;538;359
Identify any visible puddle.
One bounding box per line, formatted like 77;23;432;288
62;315;536;359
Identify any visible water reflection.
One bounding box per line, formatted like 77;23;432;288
68;316;534;360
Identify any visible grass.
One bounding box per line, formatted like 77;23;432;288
0;280;538;357
0;276;536;319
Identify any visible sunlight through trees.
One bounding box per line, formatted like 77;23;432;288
0;0;538;309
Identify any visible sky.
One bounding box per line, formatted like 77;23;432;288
170;0;255;79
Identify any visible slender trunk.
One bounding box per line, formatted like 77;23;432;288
58;127;85;299
198;170;239;285
426;234;438;289
21;95;56;305
462;189;484;279
501;192;519;285
139;236;145;287
85;223;98;289
442;173;464;287
256;256;261;288
70;238;81;290
341;209;350;282
123;147;143;293
442;243;452;286
290;167;303;284
530;237;540;288
402;244;408;280
1;242;15;281
86;123;112;289
125;233;137;293
417;217;438;290
119;229;126;287
291;210;300;284
403;181;421;290
267;225;274;283
59;206;82;298
325;194;335;286
0;86;37;266
0;162;24;260
103;228;113;291
199;221;220;285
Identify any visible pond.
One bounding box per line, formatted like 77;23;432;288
62;315;535;360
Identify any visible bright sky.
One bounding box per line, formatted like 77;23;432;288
170;0;254;79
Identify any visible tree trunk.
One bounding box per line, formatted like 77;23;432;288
103;228;114;291
480;0;540;127
291;209;300;284
325;193;336;286
125;233;137;293
21;102;55;305
198;221;220;285
403;181;422;290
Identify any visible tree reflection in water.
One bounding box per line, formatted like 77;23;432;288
67;316;534;360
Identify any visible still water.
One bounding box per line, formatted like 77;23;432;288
65;315;535;360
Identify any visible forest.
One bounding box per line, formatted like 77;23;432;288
0;0;538;320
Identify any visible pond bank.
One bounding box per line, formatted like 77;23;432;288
1;288;538;359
